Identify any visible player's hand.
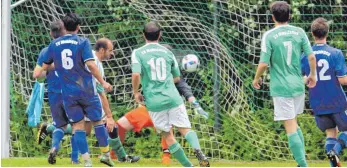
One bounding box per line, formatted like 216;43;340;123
102;82;113;92
134;92;145;105
306;74;317;88
106;116;115;132
252;77;262;89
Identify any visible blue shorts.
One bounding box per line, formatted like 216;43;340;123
315;111;347;132
63;95;102;123
48;92;69;128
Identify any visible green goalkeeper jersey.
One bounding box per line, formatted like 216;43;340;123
131;43;183;112
260;25;313;97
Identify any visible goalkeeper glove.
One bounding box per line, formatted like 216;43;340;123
192;100;209;119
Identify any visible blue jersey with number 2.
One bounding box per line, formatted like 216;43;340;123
42;34;96;98
301;44;347;115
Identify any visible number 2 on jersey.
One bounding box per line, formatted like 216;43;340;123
317;59;331;81
61;49;74;69
147;57;167;81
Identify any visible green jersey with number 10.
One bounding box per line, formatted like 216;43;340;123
260;25;313;97
131;43;183;112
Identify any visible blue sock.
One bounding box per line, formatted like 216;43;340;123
94;124;109;152
71;134;79;162
334;132;347;155
52;128;64;151
74;130;89;155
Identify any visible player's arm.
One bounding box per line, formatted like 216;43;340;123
131;50;144;104
34;45;54;78
301;29;316;88
253;33;271;89
85;60;109;86
171;53;181;83
333;50;347;85
82;40;112;92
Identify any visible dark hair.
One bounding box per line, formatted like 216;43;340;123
61;13;81;32
270;1;290;23
143;22;161;41
94;38;109;51
50;20;64;39
311;17;329;39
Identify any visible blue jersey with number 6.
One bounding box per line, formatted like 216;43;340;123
301;44;347;115
42;34;96;98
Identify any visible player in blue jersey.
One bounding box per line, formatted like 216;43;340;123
38;13;114;167
301;17;347;167
32;20;79;165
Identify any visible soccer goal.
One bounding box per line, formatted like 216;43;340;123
8;0;347;162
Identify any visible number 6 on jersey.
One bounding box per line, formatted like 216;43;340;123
61;49;74;69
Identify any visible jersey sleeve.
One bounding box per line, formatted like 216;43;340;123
335;50;347;77
36;47;48;67
300;54;308;76
42;43;54;65
171;53;180;78
300;29;313;56
82;39;95;62
131;49;141;74
259;32;272;64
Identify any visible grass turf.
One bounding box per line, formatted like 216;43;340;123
1;158;330;167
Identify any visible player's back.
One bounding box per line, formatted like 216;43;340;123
301;44;347;115
262;25;311;97
47;34;96;98
133;43;183;112
37;47;61;93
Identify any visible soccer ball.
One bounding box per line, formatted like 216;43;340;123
181;54;200;72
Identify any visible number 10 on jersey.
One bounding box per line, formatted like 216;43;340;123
147;57;167;81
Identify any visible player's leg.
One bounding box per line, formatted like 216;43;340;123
116;116;134;143
169;104;209;167
47;93;69;164
37;122;72;145
83;96;114;167
161;135;171;165
149;108;193;167
106;124;140;163
64;98;92;167
326;111;347;167
84;120;93;136
274;94;307;167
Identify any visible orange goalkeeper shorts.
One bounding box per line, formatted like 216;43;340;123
124;106;154;132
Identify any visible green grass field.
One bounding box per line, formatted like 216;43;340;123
1;158;330;167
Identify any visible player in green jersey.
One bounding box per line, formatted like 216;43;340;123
131;22;210;167
253;1;317;167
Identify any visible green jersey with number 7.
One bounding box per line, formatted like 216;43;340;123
260;25;313;97
131;43;183;112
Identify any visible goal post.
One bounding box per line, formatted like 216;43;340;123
1;0;12;159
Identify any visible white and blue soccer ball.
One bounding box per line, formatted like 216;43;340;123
181;54;200;72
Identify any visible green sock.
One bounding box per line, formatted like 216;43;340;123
108;138;126;161
297;127;304;146
184;130;201;149
169;142;192;167
288;132;307;167
64;124;72;134
46;124;56;133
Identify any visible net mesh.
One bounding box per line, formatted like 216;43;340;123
10;0;347;161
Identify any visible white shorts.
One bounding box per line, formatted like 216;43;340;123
149;104;191;133
273;93;305;121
